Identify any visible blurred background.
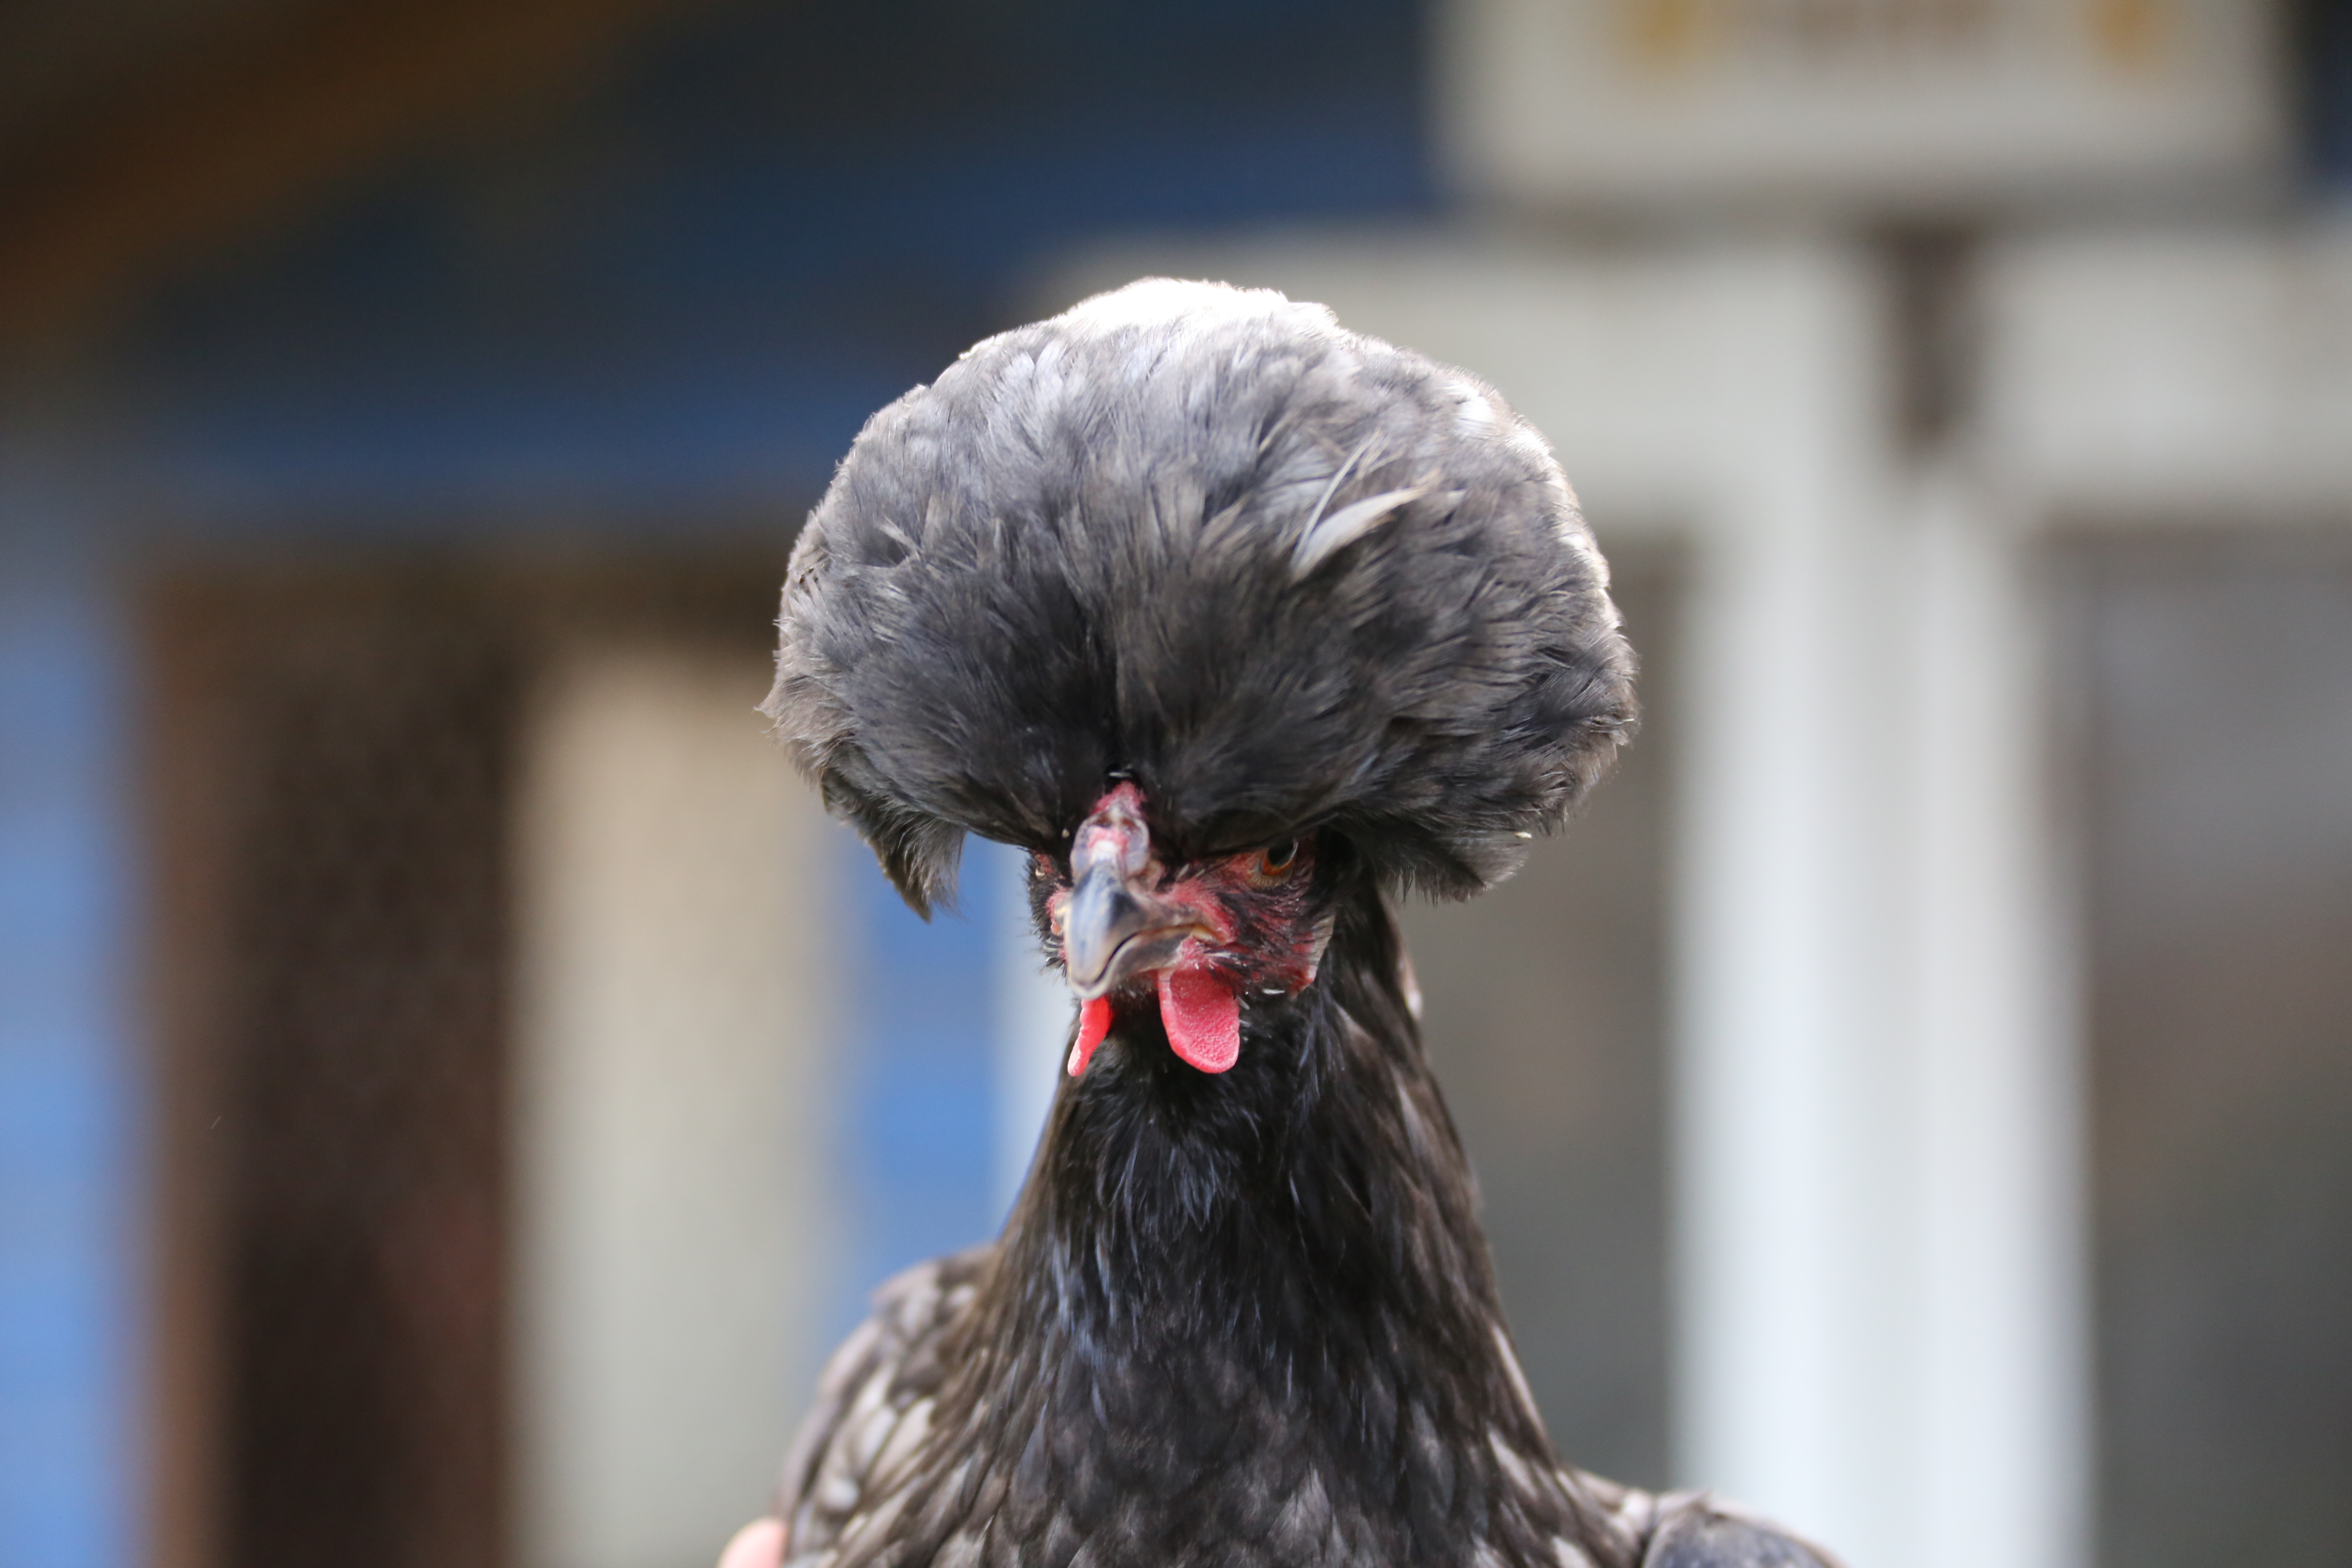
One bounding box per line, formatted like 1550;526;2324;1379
1;2;2348;1566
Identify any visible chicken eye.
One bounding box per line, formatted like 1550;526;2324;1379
1252;840;1300;882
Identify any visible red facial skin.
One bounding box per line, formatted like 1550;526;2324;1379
1042;784;1331;1076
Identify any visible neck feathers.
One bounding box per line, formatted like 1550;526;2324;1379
1000;887;1496;1352
890;890;1617;1567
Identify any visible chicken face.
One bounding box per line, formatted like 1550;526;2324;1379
1040;782;1333;1078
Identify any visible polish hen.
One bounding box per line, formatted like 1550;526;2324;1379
762;279;1840;1568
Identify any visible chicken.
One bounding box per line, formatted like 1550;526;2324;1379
761;278;1842;1568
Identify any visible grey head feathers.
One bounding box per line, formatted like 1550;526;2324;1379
1292;483;1431;579
765;276;1635;915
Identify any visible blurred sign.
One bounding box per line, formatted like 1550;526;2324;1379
1443;0;2283;210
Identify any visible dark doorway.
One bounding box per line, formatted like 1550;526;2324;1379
143;556;784;1568
148;566;520;1568
2057;533;2352;1568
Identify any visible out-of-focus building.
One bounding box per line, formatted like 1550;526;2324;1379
1;4;2347;1568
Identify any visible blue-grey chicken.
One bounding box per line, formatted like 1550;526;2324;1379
762;278;1841;1568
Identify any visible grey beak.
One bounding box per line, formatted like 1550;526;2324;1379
1061;861;1159;1000
1060;781;1198;999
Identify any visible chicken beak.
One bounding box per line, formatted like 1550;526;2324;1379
1059;784;1199;1000
1061;862;1163;1000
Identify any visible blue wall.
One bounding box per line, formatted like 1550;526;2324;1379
122;0;1432;523
0;561;134;1568
835;836;1001;1333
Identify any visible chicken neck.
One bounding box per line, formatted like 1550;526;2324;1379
903;879;1616;1564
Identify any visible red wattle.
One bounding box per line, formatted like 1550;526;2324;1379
1157;965;1241;1074
1069;996;1113;1077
